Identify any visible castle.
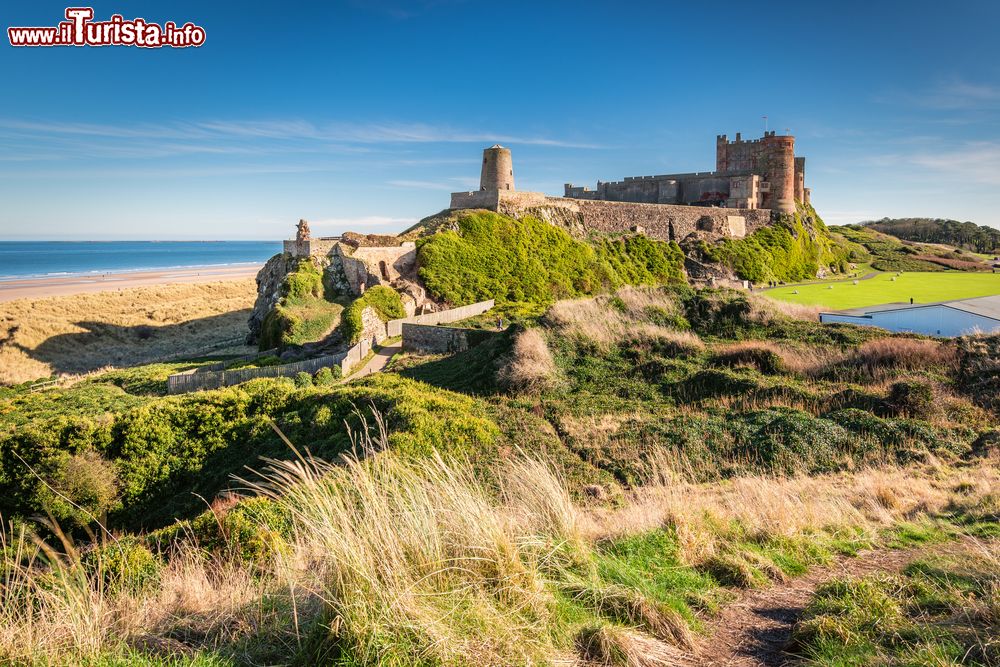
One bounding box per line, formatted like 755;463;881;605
448;132;810;244
281;132;811;289
564;132;809;213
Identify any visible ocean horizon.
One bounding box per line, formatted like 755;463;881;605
0;241;283;281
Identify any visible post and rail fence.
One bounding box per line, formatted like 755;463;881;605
166;299;495;394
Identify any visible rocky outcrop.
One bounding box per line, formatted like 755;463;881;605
247;253;292;344
360;305;389;344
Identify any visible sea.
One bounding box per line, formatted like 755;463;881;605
0;241;283;281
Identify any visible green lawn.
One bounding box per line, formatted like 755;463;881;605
766;271;1000;309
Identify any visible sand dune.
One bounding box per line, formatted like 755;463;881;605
0;277;259;384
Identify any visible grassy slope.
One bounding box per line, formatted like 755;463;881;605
3;286;1000;664
791;541;1000;665
766;271;1000;309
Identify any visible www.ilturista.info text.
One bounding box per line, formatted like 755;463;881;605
8;8;206;48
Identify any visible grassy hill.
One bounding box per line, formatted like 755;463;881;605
3;209;999;665
863;217;1000;255
2;286;997;665
830;224;994;273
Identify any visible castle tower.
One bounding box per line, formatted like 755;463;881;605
480;144;515;191
761;132;796;214
794;157;806;203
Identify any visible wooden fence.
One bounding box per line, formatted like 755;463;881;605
166;299;494;395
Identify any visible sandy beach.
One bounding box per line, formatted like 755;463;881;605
0;264;262;303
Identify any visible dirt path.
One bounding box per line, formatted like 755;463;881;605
684;537;977;666
347;342;401;380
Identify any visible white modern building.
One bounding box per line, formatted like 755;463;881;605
819;295;1000;337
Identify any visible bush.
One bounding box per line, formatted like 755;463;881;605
282;260;323;303
342;285;405;344
82;536;161;594
294;371;313;388
38;450;120;527
498;328;559;394
416;210;685;307
313;366;341;386
710;341;788;375
886;380;938;419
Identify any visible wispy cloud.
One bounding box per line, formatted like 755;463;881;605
0;118;604;152
309;215;418;230
387;177;479;191
905;141;1000;185
876;78;1000;111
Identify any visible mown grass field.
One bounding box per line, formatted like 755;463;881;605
766;271;1000;310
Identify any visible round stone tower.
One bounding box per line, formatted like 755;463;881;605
480;144;515;191
761;133;796;214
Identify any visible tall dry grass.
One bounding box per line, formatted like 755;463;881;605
498;327;560;393
0;419;582;665
1;420;995;665
545;288;703;354
746;293;823;322
0;280;256;384
583;455;1000;566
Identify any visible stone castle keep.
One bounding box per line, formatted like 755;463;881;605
564;131;809;213
449;132;811;244
281;132;811;286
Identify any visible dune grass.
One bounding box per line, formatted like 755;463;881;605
791;540;1000;665
0;416;996;667
766;271;1000;309
0;280;257;385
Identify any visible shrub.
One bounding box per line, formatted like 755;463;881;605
294;372;313;388
282;260;323;303
82;536;161;594
39;450;120;527
498;328;559;394
416;210;685;307
886;380;938;419
710;341;788;375
342;285;405;344
313;366;341;386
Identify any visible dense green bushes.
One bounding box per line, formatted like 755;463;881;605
704;204;848;283
416;211;685;306
259;260;344;350
341;285;406;344
0;374;499;531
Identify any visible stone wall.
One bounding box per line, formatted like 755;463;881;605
402;323;498;355
401;323;471;354
386;299;496;337
337;243;417;294
485;192;773;243
283;238;340;258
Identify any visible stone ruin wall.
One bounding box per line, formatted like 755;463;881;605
336;244;417;294
493;192;773;243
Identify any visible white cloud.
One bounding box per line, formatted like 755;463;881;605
309;215;417;230
0;118;603;151
387;176;479;191
877;78;1000;111
871;141;1000;186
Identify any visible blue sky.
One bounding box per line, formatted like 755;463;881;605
1;0;998;240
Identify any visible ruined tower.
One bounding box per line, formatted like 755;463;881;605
480;145;514;191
